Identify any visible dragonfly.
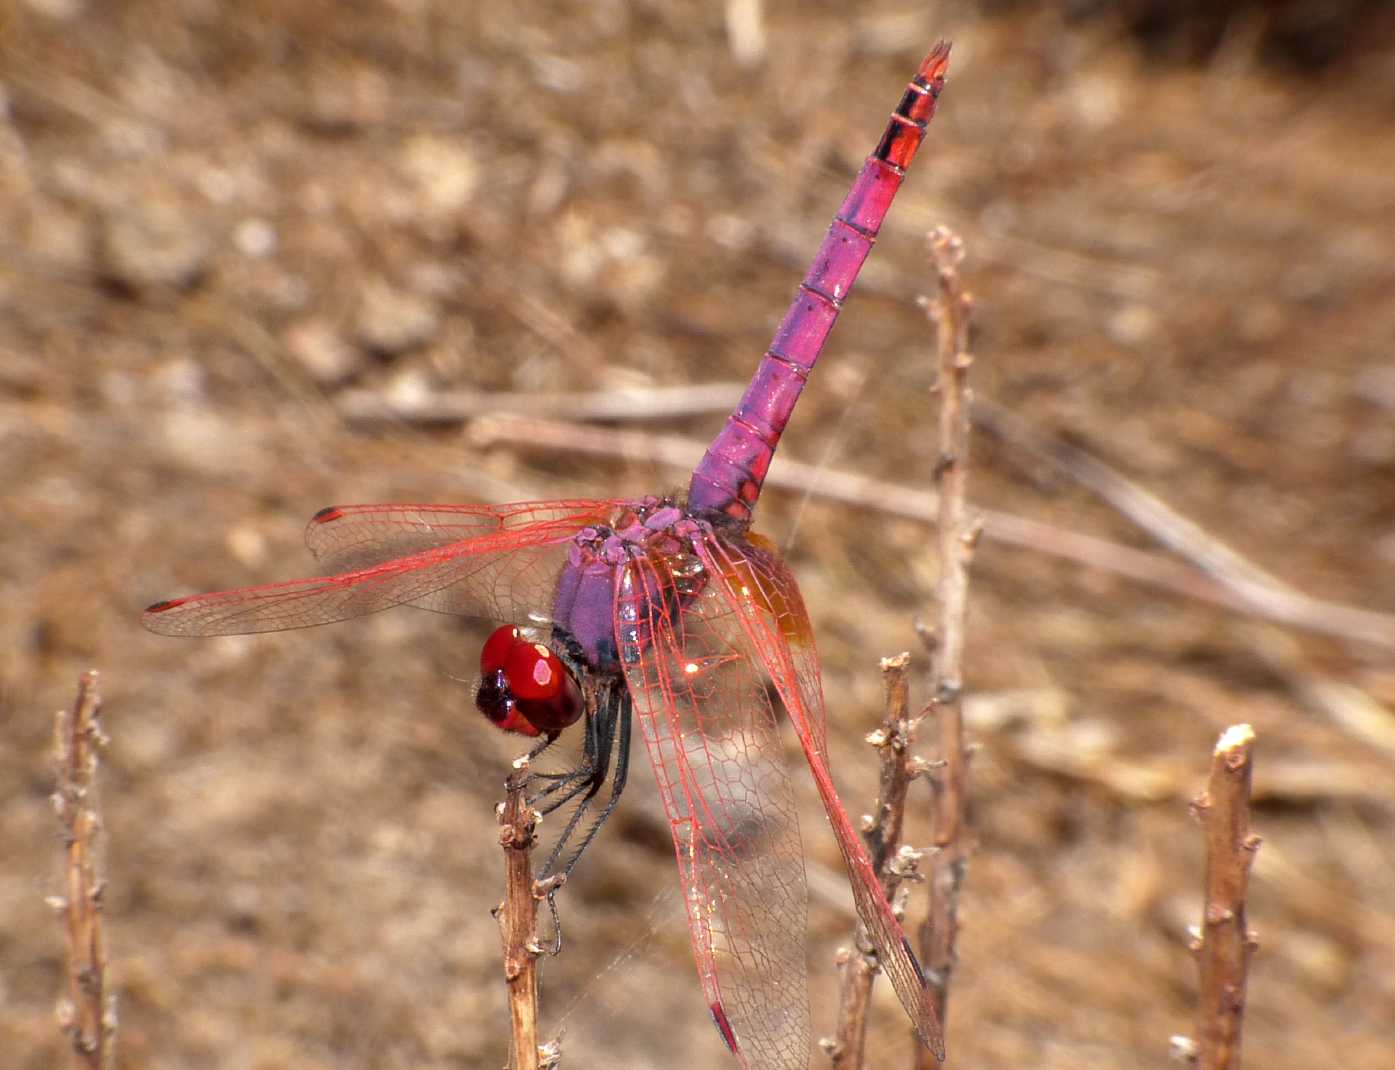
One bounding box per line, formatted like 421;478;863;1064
144;43;951;1069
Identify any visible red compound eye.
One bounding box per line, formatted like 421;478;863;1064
503;642;583;733
475;626;583;735
475;668;541;738
481;625;522;674
505;642;565;700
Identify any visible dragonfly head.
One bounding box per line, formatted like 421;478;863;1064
475;625;584;737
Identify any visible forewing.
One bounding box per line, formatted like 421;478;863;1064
700;534;946;1059
143;500;619;637
617;553;811;1070
304;500;612;571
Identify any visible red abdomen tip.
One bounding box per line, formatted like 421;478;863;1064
919;40;952;84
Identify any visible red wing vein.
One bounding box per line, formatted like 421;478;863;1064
620;556;810;1070
700;534;945;1058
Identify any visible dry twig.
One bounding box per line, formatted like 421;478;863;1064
338;381;744;427
1248;626;1395;758
51;670;115;1069
1182;724;1261;1070
918;225;977;1070
973;399;1395;650
496;768;547;1070
827;653;922;1068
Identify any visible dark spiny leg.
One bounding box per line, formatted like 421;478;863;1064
528;770;591;810
526;705;607;813
522;731;562;764
529;766;600;816
535;690;619;879
526;760;593;809
507;731;583;809
557;688;632;881
533;682;628;956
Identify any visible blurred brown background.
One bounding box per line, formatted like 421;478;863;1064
3;1;1394;1067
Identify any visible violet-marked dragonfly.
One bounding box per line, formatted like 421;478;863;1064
145;43;951;1068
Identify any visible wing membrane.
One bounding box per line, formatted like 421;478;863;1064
143;499;620;637
701;533;946;1059
618;553;810;1070
304;500;614;570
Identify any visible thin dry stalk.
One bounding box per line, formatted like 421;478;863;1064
51;669;115;1069
464;416;1395;650
918;226;977;1070
1186;725;1262;1070
497;769;545;1070
827;653;921;1069
972;398;1395;650
339;381;743;427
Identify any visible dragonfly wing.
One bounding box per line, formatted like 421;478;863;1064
143;500;620;637
304;500;615;571
617;554;811;1070
700;534;946;1059
728;531;828;759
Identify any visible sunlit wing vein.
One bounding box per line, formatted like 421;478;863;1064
142;516;595;637
305;499;618;570
617;555;810;1070
701;533;946;1059
739;533;828;759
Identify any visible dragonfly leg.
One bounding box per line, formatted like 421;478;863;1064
555;687;631;881
520;730;563;766
524;700;611;812
509;731;597;813
535;682;623;875
531;679;633;957
525;765;594;808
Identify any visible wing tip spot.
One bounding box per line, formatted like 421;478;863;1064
709;1002;739;1055
144;598;185;614
900;936;947;1058
311;506;345;524
904;936;929;988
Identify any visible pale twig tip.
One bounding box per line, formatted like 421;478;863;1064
1216;723;1255;754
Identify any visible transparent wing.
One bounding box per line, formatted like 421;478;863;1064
700;533;946;1060
617;552;811;1070
730;530;828;759
143;499;621;637
303;499;614;570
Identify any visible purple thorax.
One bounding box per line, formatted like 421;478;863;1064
550;498;701;671
687;43;950;525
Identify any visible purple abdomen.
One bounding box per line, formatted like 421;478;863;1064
687;43;951;524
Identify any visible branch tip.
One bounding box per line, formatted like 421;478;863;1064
1191;724;1260;1070
1215;723;1255;754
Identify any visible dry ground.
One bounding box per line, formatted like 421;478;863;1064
2;1;1394;1067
